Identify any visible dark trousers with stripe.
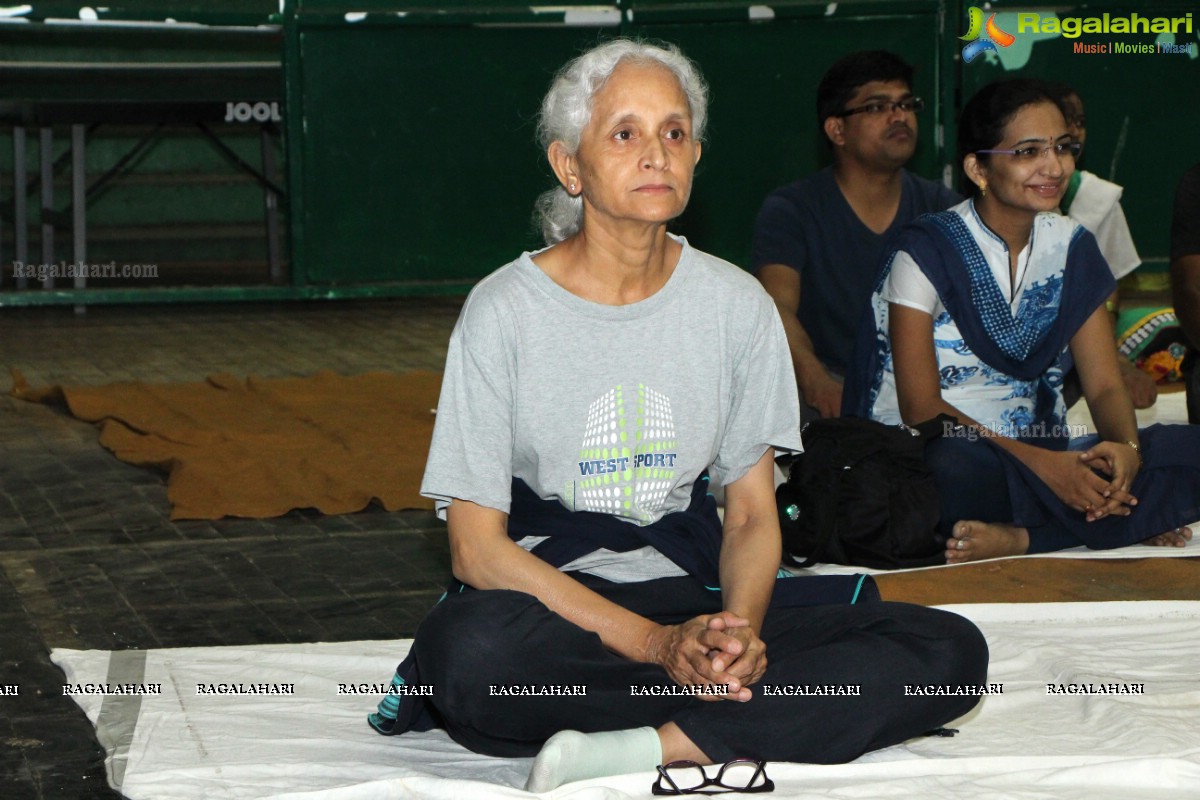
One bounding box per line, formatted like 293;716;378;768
412;574;988;764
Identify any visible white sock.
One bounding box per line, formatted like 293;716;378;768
524;726;662;793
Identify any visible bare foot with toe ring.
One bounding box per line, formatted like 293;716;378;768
945;521;1030;564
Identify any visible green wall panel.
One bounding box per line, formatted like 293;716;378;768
291;2;944;284
295;25;609;284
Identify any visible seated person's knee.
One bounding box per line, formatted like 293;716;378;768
415;589;540;687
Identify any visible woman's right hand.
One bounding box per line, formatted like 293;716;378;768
643;613;757;702
1027;448;1135;517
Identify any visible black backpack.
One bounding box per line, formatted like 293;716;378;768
777;415;953;570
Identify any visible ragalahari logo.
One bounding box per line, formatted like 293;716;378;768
960;7;1016;63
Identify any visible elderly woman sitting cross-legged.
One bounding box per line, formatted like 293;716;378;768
368;39;989;792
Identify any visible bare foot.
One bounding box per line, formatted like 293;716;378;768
946;521;1030;564
1140;526;1193;548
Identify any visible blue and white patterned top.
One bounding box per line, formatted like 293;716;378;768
868;199;1075;438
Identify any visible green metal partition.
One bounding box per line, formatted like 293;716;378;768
285;3;612;287
286;0;944;289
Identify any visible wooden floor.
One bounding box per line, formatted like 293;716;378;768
878;555;1200;605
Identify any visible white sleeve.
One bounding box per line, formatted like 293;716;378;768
1091;202;1141;279
880;251;940;315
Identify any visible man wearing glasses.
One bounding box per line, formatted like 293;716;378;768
753;51;959;421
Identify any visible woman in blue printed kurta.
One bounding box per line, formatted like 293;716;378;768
844;79;1199;563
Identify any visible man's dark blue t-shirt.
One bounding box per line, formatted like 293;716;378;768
753;166;960;374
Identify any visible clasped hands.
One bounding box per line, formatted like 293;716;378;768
644;611;766;703
1033;441;1141;521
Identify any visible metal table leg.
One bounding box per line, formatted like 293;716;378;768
261;126;283;285
72;123;87;312
40;126;54;289
14;126;27;290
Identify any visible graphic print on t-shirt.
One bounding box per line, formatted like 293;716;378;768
575;384;678;523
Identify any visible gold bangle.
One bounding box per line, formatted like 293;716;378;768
1125;440;1142;464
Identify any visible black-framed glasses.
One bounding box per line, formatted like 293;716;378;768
652;759;774;795
838;97;925;117
976;141;1082;161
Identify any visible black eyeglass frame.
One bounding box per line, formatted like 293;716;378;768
837;97;925;117
651;758;775;796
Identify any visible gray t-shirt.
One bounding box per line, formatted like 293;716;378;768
421;236;801;579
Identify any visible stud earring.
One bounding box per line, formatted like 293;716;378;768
568;182;576;193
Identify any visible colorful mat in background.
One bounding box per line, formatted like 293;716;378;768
1116;306;1189;383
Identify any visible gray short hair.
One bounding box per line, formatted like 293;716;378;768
534;38;709;244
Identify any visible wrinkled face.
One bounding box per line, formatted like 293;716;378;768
971;101;1076;216
568;61;701;229
826;80;919;170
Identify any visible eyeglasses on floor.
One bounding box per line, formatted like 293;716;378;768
652;758;774;795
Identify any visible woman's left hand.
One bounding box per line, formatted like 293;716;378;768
1076;441;1141;521
704;612;768;688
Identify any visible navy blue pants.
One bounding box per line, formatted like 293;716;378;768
926;425;1200;552
412;574;988;763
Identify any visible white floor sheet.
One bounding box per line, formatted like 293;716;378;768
55;601;1200;800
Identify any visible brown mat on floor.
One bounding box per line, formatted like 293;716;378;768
10;369;440;520
876;556;1200;605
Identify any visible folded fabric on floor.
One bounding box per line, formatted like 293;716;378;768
55;601;1200;800
9;369;440;519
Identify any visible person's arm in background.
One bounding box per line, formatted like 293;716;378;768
757;264;842;418
1105;289;1158;409
1173;257;1200;348
1089;199;1157;408
1170;165;1200;349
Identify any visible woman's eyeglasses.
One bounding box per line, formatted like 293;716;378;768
838;97;925;117
975;141;1083;161
652;759;774;795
